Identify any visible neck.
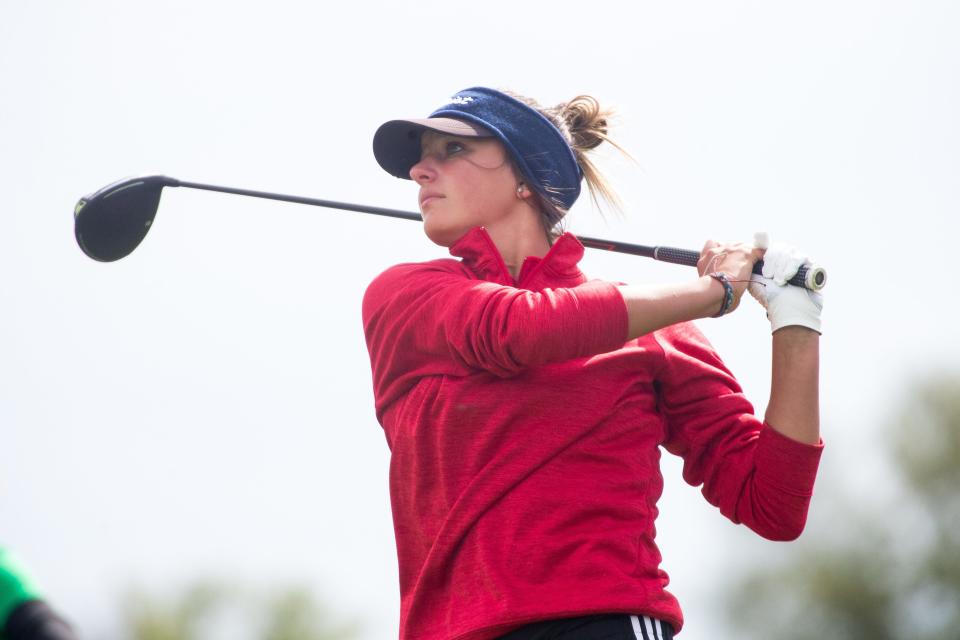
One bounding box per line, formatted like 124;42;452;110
484;205;552;280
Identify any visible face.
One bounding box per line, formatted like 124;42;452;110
409;131;522;247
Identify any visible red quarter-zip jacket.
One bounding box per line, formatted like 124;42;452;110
362;228;823;640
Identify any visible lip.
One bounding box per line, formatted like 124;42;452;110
419;192;444;208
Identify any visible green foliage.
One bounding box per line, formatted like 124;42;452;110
726;375;960;640
125;582;226;640
261;589;361;640
123;581;360;640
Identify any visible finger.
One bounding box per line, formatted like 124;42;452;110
698;240;721;275
732;241;756;254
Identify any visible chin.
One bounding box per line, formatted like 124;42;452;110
423;219;470;248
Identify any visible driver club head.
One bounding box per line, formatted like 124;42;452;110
74;175;179;262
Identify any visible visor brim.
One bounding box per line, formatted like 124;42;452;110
373;118;492;179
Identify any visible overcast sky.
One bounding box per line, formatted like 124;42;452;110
2;1;958;638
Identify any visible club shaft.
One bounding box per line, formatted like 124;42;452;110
172;179;825;290
177;180;422;222
580;239;822;290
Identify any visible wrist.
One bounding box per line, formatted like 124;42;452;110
772;324;821;343
692;275;724;319
707;272;735;317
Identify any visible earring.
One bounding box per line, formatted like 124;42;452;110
516;183;528;198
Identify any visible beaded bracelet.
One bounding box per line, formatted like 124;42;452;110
709;272;735;317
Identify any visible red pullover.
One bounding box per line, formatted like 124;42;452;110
362;228;823;640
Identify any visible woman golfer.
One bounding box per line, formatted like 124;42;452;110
363;87;823;640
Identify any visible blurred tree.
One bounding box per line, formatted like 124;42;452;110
125;582;225;640
261;588;360;640
725;375;960;640
123;581;359;640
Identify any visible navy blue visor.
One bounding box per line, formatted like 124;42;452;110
373;87;583;210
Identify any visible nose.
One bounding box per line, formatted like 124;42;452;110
409;154;438;183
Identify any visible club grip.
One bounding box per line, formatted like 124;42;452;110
652;246;826;291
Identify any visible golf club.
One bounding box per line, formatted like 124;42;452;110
73;175;827;290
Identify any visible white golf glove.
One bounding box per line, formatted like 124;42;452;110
749;232;823;334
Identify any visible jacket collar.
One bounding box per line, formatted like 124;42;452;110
448;227;588;290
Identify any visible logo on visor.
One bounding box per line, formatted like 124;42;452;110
448;96;475;106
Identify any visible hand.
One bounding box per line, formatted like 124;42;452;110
698;239;764;315
748;233;823;333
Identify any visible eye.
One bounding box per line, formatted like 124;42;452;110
444;141;465;157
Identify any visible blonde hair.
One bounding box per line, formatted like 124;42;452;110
503;90;630;239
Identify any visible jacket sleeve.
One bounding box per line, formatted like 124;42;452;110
362;261;628;415
654;322;823;541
